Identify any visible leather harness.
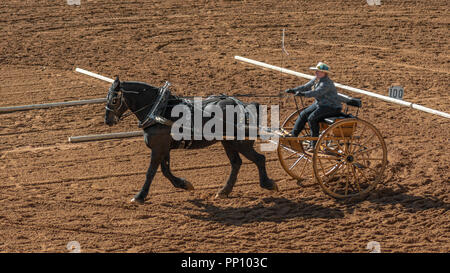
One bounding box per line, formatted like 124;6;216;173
139;81;174;129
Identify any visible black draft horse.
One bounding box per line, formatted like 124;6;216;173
104;77;278;204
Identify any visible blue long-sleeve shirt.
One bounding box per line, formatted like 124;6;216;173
291;76;342;109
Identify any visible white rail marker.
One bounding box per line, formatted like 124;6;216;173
234;56;450;119
282;28;289;56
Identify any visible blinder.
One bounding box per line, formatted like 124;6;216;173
105;84;125;116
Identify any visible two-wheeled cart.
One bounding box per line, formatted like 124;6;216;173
275;94;387;199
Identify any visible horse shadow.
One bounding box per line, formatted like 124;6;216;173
184;197;344;226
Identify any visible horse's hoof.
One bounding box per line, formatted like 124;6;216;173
131;197;145;204
215;191;229;199
184;181;195;191
261;181;279;192
271;183;279;192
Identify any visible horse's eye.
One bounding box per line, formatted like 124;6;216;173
112;98;118;105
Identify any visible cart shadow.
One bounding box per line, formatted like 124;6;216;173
334;185;450;213
185;197;344;226
366;187;450;213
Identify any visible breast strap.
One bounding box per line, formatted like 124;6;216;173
139;81;174;129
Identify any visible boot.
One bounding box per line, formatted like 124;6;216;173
305;140;316;153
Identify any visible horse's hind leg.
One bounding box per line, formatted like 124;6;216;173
238;141;278;192
215;141;242;198
161;154;194;191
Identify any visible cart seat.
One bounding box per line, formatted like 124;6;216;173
338;93;362;108
320;114;357;137
345;98;362;108
323;114;355;125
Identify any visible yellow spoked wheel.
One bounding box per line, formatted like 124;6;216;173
312;118;387;199
277;109;314;181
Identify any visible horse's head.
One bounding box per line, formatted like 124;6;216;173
105;77;170;127
105;76;128;126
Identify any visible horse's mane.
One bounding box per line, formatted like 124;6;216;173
120;81;160;93
118;80;183;123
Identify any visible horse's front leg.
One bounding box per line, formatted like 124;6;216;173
160;154;194;191
131;150;164;204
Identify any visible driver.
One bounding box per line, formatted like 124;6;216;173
285;62;342;151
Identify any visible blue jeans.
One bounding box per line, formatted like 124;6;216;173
291;104;342;146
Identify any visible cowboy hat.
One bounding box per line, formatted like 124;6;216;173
309;62;331;73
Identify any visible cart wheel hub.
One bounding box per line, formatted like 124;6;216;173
346;155;354;163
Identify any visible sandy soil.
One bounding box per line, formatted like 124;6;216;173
0;0;448;253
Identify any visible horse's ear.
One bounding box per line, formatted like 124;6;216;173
113;76;120;90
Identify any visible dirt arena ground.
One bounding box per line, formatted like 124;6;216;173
0;0;448;253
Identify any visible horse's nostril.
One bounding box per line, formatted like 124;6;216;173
105;117;117;126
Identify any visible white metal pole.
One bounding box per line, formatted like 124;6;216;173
75;68;114;83
235;55;314;80
0;98;107;113
68;131;143;143
234;56;450;119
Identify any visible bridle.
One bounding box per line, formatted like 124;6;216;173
106;86;152;122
